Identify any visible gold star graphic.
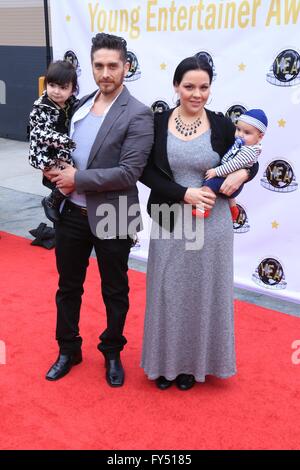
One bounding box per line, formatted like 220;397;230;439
66;15;71;22
238;63;246;71
160;63;167;71
272;221;279;229
278;119;286;128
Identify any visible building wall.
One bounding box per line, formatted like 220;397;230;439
0;0;51;140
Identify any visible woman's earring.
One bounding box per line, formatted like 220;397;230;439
206;94;213;106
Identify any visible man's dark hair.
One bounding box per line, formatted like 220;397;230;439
91;33;127;63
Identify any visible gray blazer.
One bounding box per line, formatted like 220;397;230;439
75;86;154;238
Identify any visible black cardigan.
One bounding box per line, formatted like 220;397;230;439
140;108;259;216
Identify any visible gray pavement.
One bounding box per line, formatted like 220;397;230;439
0;137;299;317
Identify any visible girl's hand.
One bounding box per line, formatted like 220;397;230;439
42;167;60;180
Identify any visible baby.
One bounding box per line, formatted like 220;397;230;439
194;109;268;220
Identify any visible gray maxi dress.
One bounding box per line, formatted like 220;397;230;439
141;130;236;382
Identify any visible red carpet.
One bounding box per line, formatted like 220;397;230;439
0;231;300;450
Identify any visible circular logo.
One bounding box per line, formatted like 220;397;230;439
151;100;170;114
266;160;294;188
226;104;248;124
261;160;298;192
273;49;300;82
252;257;287;290
267;49;300;86
125;51;141;81
258;258;284;286
233;204;250;233
64;50;80;70
194;51;217;80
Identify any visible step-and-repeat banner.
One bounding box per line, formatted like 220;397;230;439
50;0;300;303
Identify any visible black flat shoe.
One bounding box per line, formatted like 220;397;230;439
105;355;124;387
175;374;196;391
42;196;61;223
42;188;67;223
155;376;173;390
45;350;82;381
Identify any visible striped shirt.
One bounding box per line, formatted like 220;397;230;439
215;140;261;177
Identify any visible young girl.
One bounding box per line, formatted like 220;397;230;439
28;60;78;222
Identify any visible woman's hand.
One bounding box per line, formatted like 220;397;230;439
220;169;248;196
184;187;216;210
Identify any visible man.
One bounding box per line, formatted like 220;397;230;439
44;33;154;387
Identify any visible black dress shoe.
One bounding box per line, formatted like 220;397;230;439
45;350;82;381
105;355;124;387
155;376;173;390
175;374;196;391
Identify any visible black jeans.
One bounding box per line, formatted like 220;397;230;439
55;200;132;358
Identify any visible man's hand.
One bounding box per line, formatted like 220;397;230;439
45;163;77;194
205;168;217;180
220;169;248;196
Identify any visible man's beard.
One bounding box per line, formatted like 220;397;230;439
100;80;123;95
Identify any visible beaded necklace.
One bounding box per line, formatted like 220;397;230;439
174;110;202;136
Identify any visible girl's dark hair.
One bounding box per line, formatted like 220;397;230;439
44;60;78;93
91;33;127;63
173;56;213;86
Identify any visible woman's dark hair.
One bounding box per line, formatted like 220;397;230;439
44;60;78;93
91;33;127;63
173;56;213;86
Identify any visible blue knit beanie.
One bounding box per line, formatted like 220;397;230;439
238;109;268;133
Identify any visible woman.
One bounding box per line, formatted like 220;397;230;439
140;56;258;390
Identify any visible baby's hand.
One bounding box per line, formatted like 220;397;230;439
205;168;217;180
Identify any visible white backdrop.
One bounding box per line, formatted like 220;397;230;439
50;0;300;303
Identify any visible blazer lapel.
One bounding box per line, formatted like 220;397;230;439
86;87;129;168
